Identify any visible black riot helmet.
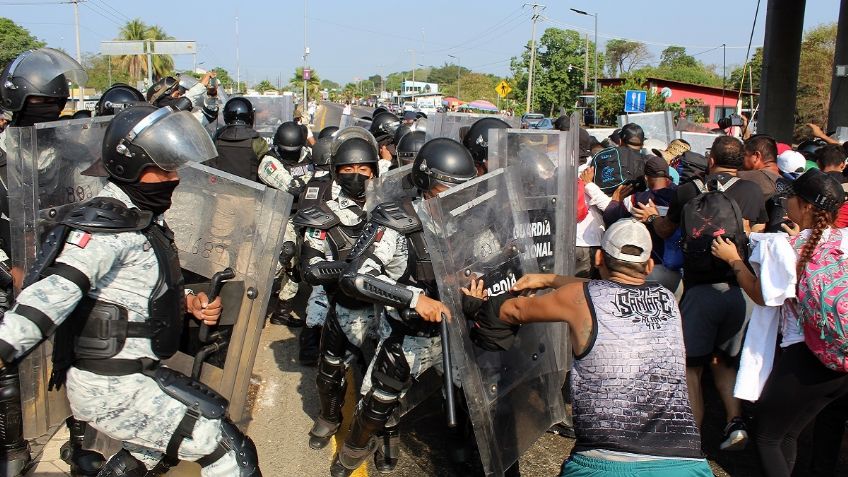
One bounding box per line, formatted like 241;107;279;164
411;138;477;192
463;117;510;165
318;125;339;139
223;97;255;126
330;127;380;176
797;139;827;161
369;111;401;143
373;106;389;117
311;136;333;167
95;83;145;116
98;105;217;183
146;76;179;105
0;48;85;113
273;121;305;161
393;123;412;146
396;130;426;166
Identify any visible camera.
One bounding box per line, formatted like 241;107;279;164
717;114;745;130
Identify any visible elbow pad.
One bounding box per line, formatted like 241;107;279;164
339;271;413;309
302;260;346;286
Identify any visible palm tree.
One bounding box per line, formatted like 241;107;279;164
115;19;176;83
116;19;147;82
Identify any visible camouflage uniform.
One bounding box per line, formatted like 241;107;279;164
0;183;252;475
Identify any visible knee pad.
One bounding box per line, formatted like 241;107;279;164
319;312;349;360
205;420;260;477
95;449;147;477
371;335;410;394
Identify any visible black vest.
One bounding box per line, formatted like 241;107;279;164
209;125;261;182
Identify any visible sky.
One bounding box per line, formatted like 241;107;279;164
3;0;843;87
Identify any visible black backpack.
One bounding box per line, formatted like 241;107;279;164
680;177;747;284
675;151;709;184
591;146;646;195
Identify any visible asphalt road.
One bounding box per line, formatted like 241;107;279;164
313;101;374;132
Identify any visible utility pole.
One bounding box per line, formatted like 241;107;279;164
525;3;544;113
571;8;598;106
410;49;416;101
448;54;461;99
303;0;309;108
236;14;241;93
72;0;82;109
583;33;589;90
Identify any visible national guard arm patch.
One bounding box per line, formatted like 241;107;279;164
264;161;277;175
67;230;92;248
308;227;327;240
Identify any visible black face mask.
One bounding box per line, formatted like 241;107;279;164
115;180;180;215
336;173;369;199
14;102;63;127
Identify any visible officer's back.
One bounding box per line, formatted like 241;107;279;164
207;97;269;182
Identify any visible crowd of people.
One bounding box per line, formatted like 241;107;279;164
0;45;847;477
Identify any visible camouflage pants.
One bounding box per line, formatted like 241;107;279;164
305;285;329;328
65;368;245;475
360;323;442;396
334;304;390;357
277;218;299;302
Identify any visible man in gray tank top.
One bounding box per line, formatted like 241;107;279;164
497;218;712;477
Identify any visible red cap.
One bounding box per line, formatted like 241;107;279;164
777;142;792;155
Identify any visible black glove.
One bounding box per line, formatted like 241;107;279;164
470;292;520;352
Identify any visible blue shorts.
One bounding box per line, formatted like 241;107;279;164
560;453;713;477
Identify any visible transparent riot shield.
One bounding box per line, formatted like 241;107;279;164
339;114;371;129
487;126;578;276
243;95;295;140
163;163;291;421
421;167;569;476
617;111;675;144
585;127;617;145
364;164;415;211
5;117;112;440
425;112;519;142
678;131;719;156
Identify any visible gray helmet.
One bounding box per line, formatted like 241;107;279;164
411;138;477;192
99;105;217;182
396;130;426;166
95;83;145;117
369;111;401;143
311;136;333;167
0;48;86;112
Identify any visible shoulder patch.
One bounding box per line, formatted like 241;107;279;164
66;230;92;248
263;161;278;175
304;187;320;201
307;227;327;240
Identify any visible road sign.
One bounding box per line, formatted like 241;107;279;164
624;90;647;113
303;68;312;80
496;80;512;98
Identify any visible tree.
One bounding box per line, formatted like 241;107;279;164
0;17;45;69
254;80;277;94
320;79;339;91
797;23;837;127
729;47;762;93
115;19;175;83
595;75;670;125
510;27;604;115
659;46;697;69
632;45;722;88
82;53;131;91
290;66;322;99
679;97;707;123
605;39;651;77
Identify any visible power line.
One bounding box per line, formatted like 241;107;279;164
80;1;122;27
82;0;125;26
423;6;525;54
0;1;72;4
92;0;130;22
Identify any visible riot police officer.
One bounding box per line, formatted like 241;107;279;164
332;138;477;476
146;73;218;126
206;97;269;182
94;83;145;117
258;121;315;328
293;128;387;452
0;105;261;476
0;47;87;475
395;130;425;167
369;111;400;174
462;117;510;176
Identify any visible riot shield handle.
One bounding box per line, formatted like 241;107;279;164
198;267;235;343
440;313;457;428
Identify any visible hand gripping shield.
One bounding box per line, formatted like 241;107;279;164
243;95;295;141
420;167;569;476
424;112;519;142
163;163;292;422
486;123;579;276
5;116;112;441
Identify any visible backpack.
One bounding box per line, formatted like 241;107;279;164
662;228;684;272
675;151;709;184
680;177;747;283
791;230;848;372
591;146;645;195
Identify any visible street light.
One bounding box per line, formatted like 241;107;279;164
447;54;461;100
570;8;598;106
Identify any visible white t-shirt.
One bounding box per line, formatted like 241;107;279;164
342;105;352;116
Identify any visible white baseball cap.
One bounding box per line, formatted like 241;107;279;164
777;150;806;175
601;218;653;263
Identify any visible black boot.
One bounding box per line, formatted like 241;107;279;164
299;326;321;366
0;366;32;477
373;424;399;473
330;438;378;477
60;417;105;476
269;299;303;327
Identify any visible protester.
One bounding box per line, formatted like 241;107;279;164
633;136;767;450
815;144;848;227
711;168;848;477
777;149;807;180
495;218;711;477
739;134;781;201
575;165;611;278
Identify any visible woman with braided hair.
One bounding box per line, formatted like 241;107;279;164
712;168;848;477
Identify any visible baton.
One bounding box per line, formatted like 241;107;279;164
440;313;457;428
198;267;235;343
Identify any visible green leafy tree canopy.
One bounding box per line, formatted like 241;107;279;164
0;17;45;69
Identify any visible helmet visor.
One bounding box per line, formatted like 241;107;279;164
6;47;88;87
131;108;217;171
177;75;199;91
332;126;379;156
